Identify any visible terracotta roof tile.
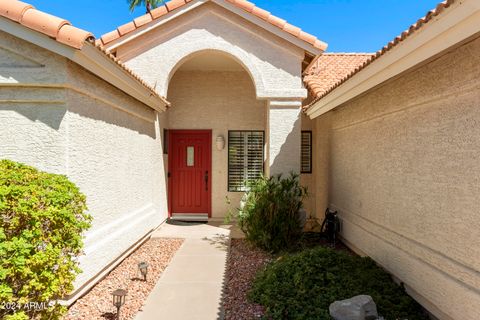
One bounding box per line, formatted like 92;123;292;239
101;29;121;45
57;24;93;48
133;13;153;28
283;23;301;37
21;9;69;38
98;0;327;51
305;0;455;109
303;53;374;100
267;15;286;29
0;0;32;22
166;0;187;12
150;5;168;19
0;0;169;106
117;21;136;36
232;0;254;13
0;0;93;49
251;6;269;21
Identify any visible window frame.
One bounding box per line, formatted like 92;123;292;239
301;130;313;174
227;130;265;192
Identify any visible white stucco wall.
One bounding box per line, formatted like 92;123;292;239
316;36;480;319
168;70;265;217
65;62;168;289
0;32;168;296
267;101;301;176
116;2;307;101
113;1;307;198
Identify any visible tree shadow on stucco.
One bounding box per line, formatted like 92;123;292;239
269;116;301;175
1;98;156;138
1;105;67;130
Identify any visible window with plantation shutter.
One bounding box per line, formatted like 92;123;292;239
228;131;264;192
301;131;312;173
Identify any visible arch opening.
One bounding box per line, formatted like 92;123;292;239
164;49;263;98
166;49;266;218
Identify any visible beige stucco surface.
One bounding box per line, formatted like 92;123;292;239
117;2;307;100
0;32;169;295
168;70;265;217
115;2;310;218
315;36;480;319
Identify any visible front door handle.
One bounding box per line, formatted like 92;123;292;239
204;170;208;191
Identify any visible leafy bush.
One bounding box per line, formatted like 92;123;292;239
0;160;92;319
236;173;307;253
250;247;428;320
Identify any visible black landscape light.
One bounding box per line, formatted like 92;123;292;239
112;289;127;320
138;261;149;281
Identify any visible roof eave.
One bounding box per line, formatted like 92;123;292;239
0;16;169;111
307;0;480;119
101;0;327;56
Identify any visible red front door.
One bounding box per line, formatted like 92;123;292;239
168;130;211;217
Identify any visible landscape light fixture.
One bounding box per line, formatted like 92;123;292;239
138;261;149;281
112;289;127;320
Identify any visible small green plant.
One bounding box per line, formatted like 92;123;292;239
250;246;428;320
230;173;307;253
0;160;92;319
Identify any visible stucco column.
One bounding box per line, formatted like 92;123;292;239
266;100;302;176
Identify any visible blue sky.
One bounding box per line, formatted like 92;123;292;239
27;0;440;52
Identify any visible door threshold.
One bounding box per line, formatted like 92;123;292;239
170;214;209;222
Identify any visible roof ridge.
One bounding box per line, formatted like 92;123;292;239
97;0;327;51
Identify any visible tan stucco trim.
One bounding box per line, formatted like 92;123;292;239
307;0;480;119
0;83;156;123
0;16;168;112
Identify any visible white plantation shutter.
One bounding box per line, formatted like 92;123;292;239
228;131;264;191
301;131;312;173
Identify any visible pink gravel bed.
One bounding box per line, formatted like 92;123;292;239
65;238;183;320
223;239;272;320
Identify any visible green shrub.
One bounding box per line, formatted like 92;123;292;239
0;160;92;319
236;173;307;253
250;247;428;320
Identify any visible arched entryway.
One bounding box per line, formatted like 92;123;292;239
166;51;265;219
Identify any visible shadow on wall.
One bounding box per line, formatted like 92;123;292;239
270;115;301;175
1;105;67;130
68;92;157;139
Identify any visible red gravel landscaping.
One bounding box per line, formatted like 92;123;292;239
223;239;272;320
65;238;183;320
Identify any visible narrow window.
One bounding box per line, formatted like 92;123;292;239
301;131;312;173
228;131;264;192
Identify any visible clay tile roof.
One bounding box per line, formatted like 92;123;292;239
0;0;169;106
98;0;327;51
0;0;93;49
305;0;456;109
303;53;374;100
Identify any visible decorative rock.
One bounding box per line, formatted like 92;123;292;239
329;295;378;320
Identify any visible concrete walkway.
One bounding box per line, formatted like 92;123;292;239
135;221;232;320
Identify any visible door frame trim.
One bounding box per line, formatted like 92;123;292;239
167;129;212;218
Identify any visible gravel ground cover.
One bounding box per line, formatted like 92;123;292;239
223;234;351;320
223;239;272;320
65;238;183;320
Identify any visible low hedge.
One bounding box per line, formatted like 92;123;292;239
250;246;428;320
0;160;92;319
